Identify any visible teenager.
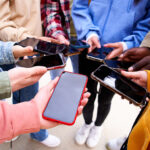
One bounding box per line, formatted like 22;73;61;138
72;0;150;148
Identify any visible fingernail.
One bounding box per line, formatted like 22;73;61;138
128;67;133;72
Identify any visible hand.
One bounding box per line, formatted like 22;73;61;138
128;56;150;71
87;36;101;53
8;66;47;92
57;35;70;45
121;70;147;88
104;42;123;59
33;77;90;129
12;45;37;59
118;47;150;62
39;36;61;44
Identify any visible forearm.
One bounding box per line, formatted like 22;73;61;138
0;41;15;65
72;0;100;40
0;100;40;143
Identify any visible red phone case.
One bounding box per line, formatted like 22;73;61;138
42;71;88;125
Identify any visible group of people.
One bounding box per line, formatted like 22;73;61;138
0;0;150;150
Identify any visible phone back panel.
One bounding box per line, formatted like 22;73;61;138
43;71;88;125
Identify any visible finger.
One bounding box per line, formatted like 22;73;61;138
80;98;88;106
121;70;140;79
29;66;47;77
83;92;91;99
106;48;120;60
104;43;120;48
77;106;84;115
93;38;101;49
130;59;147;71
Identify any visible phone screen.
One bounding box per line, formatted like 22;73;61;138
16;54;66;70
91;65;147;107
104;60;135;70
70;39;90;49
43;71;88;125
17;37;68;55
87;47;113;62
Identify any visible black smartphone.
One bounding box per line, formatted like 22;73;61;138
91;65;148;107
16;37;69;55
86;47;113;62
43;71;88;125
16;54;66;70
69;39;90;49
104;60;135;70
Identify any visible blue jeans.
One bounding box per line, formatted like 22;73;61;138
1;64;48;142
50;55;78;79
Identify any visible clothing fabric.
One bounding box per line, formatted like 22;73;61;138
0;100;40;143
72;0;150;49
127;70;150;150
0;71;11;99
141;31;150;48
41;0;70;39
0;0;47;141
72;0;150;128
0;41;15;65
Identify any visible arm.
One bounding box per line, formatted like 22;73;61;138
41;0;68;39
72;0;100;40
0;0;33;41
123;2;150;49
0;100;40;143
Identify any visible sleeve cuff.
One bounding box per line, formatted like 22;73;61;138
120;42;128;51
86;31;99;42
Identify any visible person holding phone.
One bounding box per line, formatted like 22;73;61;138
0;0;61;148
0;75;90;144
41;0;79;81
106;31;150;150
72;0;150;148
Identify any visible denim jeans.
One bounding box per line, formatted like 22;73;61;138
50;55;78;80
1;64;48;142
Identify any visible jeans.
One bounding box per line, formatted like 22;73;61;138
1;64;48;142
50;55;78;80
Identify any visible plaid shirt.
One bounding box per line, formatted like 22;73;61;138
41;0;70;39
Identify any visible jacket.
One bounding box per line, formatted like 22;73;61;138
141;32;150;48
72;0;150;49
41;0;70;39
0;100;40;143
127;70;150;150
0;0;42;42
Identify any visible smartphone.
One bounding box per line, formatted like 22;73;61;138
86;47;113;62
91;65;147;107
16;54;66;70
43;71;88;125
104;60;135;70
69;39;90;49
16;37;69;55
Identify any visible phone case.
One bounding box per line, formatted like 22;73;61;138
91;65;147;107
42;71;88;125
16;54;66;70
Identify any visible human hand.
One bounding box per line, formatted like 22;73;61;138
121;70;147;88
57;35;70;45
12;45;37;59
87;36;101;53
33;77;90;129
128;56;150;71
8;66;47;92
104;42;123;59
118;47;150;62
39;36;61;44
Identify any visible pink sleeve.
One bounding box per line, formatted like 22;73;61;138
0;101;40;143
